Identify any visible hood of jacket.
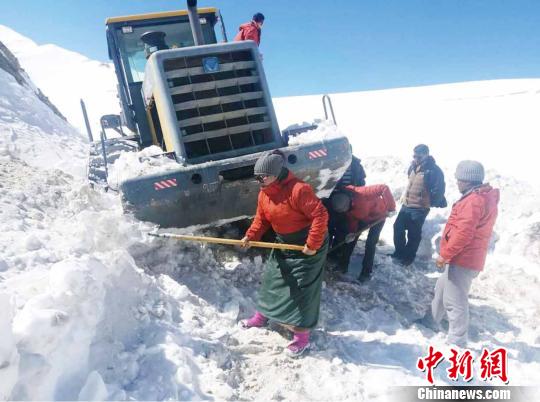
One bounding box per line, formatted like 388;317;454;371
459;184;500;205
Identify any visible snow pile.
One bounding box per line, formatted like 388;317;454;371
287;120;347;145
0;25;118;137
107;145;183;188
0;155;241;400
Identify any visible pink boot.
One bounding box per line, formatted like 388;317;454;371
286;331;310;357
240;311;268;329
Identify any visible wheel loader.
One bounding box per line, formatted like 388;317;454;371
85;0;352;228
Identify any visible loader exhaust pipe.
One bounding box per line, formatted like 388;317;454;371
187;0;205;46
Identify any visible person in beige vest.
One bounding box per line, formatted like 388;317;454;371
392;144;447;266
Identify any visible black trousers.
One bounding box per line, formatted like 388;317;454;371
393;206;429;262
328;220;386;276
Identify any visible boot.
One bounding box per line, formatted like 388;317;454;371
286;331;310;357
240;311;268;329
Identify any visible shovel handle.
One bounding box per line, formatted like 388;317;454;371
148;233;305;251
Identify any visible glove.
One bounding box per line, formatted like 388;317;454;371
387;210;397;218
345;233;357;244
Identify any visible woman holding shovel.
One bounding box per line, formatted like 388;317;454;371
240;151;328;357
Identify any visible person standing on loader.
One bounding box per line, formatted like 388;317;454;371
234;12;265;46
327;184;396;282
392;144;447;266
430;160;499;346
240;151;328;357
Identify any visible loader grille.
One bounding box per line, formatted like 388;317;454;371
163;50;274;159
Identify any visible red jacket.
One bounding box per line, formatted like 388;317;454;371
344;185;396;232
440;185;499;271
246;172;328;250
234;21;261;46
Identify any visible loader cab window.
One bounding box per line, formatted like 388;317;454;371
115;16;218;83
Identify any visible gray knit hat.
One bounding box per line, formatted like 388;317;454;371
330;192;352;213
254;153;284;177
455;160;484;183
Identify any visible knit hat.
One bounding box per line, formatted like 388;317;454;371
254;153;284;177
330;192;352;213
455;160;484;183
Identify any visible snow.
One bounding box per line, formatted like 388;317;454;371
287;120;346;145
107;145;182;189
0;27;539;401
0;68;85;176
0;25;119;138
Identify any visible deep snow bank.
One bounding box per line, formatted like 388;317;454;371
0;158;236;399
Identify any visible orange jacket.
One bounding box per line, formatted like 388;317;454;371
440;185;499;271
233;21;261;46
245;171;328;250
344;185;396;231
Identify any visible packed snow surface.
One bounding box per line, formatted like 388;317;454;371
0;29;539;401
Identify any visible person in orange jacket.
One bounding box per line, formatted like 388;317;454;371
234;12;264;46
431;160;499;346
328;184;396;282
239;151;328;357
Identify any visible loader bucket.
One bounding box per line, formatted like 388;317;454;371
120;135;351;228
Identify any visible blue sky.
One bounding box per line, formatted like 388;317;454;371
1;0;539;97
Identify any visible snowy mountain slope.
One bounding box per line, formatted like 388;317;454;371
0;25;118;138
0;30;539;400
0;40;65;120
0;65;85;176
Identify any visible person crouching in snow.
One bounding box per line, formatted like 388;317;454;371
327;185;396;282
234;12;264;46
431;160;499;346
240;151;329;357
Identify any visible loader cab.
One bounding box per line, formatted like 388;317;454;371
105;8;221;146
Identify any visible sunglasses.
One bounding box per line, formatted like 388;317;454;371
255;175;268;183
